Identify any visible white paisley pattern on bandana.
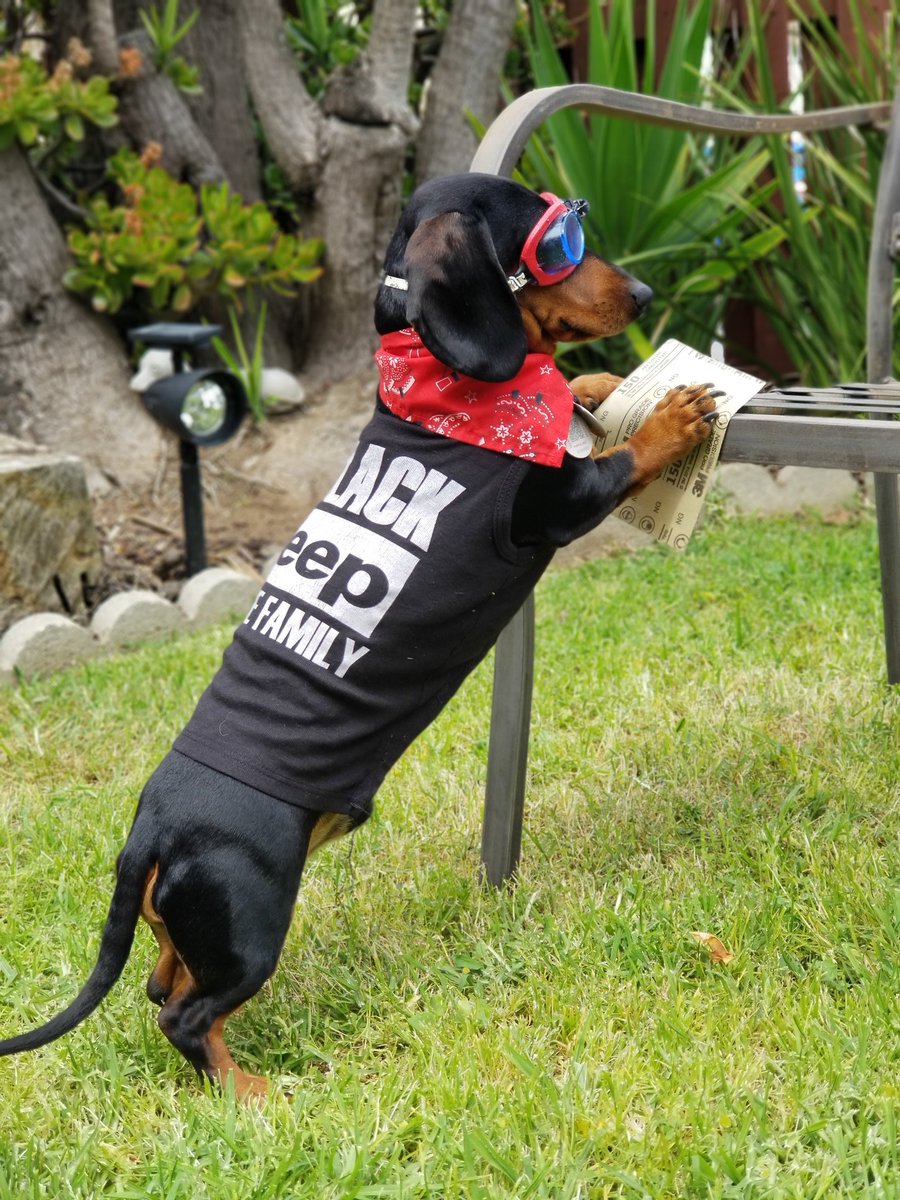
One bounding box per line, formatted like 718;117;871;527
375;327;574;468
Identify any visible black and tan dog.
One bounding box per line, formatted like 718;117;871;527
0;174;715;1098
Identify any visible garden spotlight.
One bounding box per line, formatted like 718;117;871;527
128;323;248;576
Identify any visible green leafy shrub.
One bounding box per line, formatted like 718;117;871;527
515;0;897;383
64;147;323;314
715;0;899;384
0;50;117;151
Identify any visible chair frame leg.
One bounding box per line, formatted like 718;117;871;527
481;595;535;886
874;473;900;685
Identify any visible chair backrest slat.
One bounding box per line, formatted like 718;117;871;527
470;83;892;178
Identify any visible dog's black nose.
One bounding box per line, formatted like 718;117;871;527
630;282;653;316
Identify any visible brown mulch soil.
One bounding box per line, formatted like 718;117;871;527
90;429;304;605
84;369;382;612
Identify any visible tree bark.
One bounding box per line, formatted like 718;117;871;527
415;0;518;183
66;0;226;185
296;0;418;379
236;0;323;196
179;0;262;201
321;0;419;129
87;0;120;74
369;0;420;107
0;147;158;489
297;120;409;379
115;28;227;185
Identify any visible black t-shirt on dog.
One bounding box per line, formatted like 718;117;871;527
173;400;631;819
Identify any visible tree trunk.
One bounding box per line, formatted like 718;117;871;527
298;120;409;379
0;147;159;489
298;0;418;379
115;28;227;185
168;0;263;201
415;0;518;184
236;0;323;196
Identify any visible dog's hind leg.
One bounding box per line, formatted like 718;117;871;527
153;878;294;1100
307;811;355;856
141;865;187;1007
149;812;315;1098
157;971;271;1100
136;761;364;1097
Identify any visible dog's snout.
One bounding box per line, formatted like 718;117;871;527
630;281;653;316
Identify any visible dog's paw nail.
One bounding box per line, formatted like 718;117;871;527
702;410;721;423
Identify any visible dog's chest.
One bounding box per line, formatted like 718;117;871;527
172;407;556;815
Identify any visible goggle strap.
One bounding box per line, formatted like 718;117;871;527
385;268;530;294
383;233;581;296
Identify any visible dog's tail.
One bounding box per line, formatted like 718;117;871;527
0;833;155;1056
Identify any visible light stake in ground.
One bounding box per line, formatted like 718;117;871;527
127;323;248;576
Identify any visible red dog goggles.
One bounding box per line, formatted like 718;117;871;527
508;193;589;291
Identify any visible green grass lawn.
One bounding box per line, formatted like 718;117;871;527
0;511;898;1199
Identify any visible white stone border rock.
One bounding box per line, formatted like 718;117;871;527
0;567;259;686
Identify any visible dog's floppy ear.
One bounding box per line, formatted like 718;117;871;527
403;211;527;382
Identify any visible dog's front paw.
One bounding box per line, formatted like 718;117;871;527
625;382;720;491
568;373;624;412
650;382;719;451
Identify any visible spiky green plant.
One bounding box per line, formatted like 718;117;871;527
515;0;781;373
716;0;899;384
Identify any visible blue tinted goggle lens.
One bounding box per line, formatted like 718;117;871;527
536;209;586;274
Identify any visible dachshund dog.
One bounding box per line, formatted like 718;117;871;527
0;174;715;1099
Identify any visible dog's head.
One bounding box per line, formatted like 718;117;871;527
374;173;652;382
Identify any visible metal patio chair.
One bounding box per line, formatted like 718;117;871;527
470;85;900;885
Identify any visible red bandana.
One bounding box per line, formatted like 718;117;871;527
375;328;573;468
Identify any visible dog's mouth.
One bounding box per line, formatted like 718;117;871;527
554;317;594;341
546;314;629;344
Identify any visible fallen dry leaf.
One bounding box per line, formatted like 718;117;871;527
690;931;735;964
